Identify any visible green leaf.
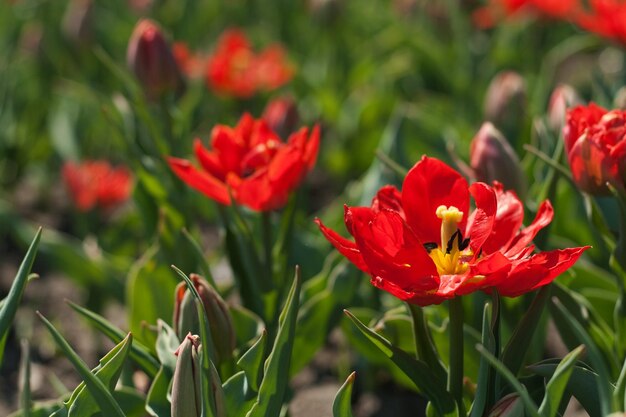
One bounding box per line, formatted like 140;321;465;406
538;345;585;417
8;399;67;417
528;360;602;417
343;309;456;416
245;267;302;417
0;228;41;364
66;300;159;377
127;244;178;350
476;344;540;417
113;387;147;417
37;312;125;417
501;285;551;377
222;371;256;417
406;303;446;383
146;320;181;417
237;330;268;393
469;302;495;417
181;228;217;288
230;305;264;350
550;298;615;415
332;372;356;417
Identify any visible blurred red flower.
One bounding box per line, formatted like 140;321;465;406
564;103;626;194
473;0;579;28
316;156;588;305
576;0;626;45
205;29;294;98
62;161;133;211
168;113;319;212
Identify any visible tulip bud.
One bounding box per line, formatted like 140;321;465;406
126;19;185;101
614;86;626;110
470;122;526;195
62;0;94;45
262;96;299;138
548;84;581;131
484;71;527;137
171;334;201;417
488;393;523;416
173;274;236;365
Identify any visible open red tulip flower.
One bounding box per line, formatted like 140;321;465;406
564;103;626;195
205;29;294;98
168;113;319;212
316;156;588;306
62;160;133;212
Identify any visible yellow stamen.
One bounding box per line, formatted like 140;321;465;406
430;205;470;275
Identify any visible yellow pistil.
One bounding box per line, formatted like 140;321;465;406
429;205;470;275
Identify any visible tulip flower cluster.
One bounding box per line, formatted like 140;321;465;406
9;4;626;417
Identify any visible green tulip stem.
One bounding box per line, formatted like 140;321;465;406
448;297;465;415
407;303;446;382
262;212;274;285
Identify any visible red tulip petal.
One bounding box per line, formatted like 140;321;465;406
304;125;320;171
169;157;231;205
315;218;369;273
350;208;440;293
210;125;244;174
231;170;278;211
370;276;450;306
193;139;226;180
481;183;525;255
371;185;404;217
568;133;619;194
466;182;497;254
402;156;470;244
496;246;589;297
505;200;554;256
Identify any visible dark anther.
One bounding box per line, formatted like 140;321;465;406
423;242;438;253
445;230;461;254
459;237;471;251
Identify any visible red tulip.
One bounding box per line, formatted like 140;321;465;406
127;19;184;100
168;113;319;212
564;103;626;195
205;29;293;98
62;161;133;211
316;156;588;305
473;0;579;28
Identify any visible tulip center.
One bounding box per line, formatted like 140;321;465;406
427;205;472;275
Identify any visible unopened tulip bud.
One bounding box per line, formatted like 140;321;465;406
126;19;184;101
62;0;94;45
548;84;581;131
488;393;523;416
171;334;201;417
470;122;526;195
484;71;527;136
262;96;299;138
173;274;236;365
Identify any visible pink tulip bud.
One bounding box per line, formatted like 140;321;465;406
548;84;581;131
126;19;184;100
470;122;526;195
262;96;299;138
488;393;523;416
171;334;201;417
484;71;527;134
173;274;236;365
62;0;94;45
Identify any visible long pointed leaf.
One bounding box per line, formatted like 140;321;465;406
538;345;585;417
37;312;125;417
344;310;456;416
476;344;540;417
550;298;614;414
0;228;41;363
502;285;551;376
237;329;268;393
245;267;302;417
333;372;356;417
66;300;159;377
469;302;495;417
